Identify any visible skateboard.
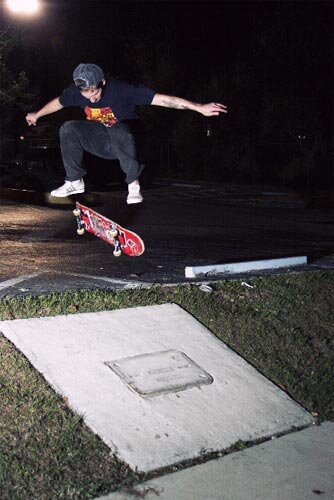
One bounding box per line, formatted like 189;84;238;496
73;202;145;257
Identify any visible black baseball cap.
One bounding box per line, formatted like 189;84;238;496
73;63;105;88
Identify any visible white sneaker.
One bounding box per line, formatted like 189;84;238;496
51;179;85;197
127;181;143;204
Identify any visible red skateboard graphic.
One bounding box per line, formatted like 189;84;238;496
73;202;145;257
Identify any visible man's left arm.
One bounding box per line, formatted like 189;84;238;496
151;93;227;117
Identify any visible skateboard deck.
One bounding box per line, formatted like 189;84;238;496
73;202;145;257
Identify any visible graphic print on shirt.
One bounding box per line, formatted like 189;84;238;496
84;106;118;127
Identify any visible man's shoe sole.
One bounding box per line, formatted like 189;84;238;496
127;198;143;204
50;189;85;197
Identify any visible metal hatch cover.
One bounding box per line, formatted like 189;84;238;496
105;349;214;397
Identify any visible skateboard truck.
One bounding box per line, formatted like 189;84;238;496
73;208;85;235
109;223;118;238
113;239;122;257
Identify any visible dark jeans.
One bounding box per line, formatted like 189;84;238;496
59;120;145;184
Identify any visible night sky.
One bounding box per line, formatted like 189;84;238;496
5;1;332;97
1;0;333;186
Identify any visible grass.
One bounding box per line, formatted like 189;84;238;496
0;270;333;499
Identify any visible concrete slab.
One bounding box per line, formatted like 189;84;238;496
0;272;42;291
99;422;334;500
0;304;314;472
0;272;151;298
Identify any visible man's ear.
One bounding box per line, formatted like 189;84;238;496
102;79;106;86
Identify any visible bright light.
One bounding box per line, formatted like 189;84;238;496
6;0;40;15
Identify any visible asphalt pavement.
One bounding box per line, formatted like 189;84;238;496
0;180;334;297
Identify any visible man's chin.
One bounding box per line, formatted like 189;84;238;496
89;95;102;104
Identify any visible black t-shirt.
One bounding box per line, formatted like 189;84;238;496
59;78;156;127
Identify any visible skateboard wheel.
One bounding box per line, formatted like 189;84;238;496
73;208;81;217
110;229;118;238
113;248;122;257
77;227;85;235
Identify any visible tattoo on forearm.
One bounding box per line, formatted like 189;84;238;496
161;99;190;110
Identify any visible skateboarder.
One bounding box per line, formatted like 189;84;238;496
26;63;227;204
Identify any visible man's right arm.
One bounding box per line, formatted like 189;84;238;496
26;97;64;126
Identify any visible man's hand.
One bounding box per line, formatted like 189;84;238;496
199;102;228;117
26;112;39;126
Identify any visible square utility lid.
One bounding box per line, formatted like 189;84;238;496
105;349;214;397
